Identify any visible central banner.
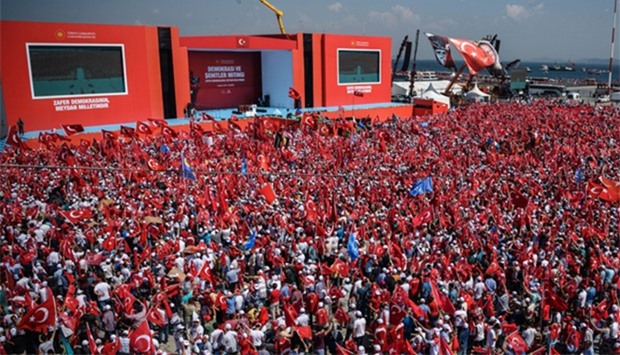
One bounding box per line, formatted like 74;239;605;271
188;51;262;109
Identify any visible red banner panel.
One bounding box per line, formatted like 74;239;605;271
189;51;262;109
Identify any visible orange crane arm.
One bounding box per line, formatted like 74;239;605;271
259;0;286;34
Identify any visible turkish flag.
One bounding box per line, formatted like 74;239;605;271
60;208;94;224
148;118;167;127
129;321;154;355
288;87;301;100
17;297;57;332
506;331;529;353
86;323;98;355
147;159;165;172
136;121;153;135
62;124;85;136
259;184;277;204
283;303;298;327
353;91;364;97
544;286;568;312
5;126;28;150
334;307;350;324
295;325;312;340
161;125;178;138
236;36;249;48
305;198;318;222
301;113;317;130
146;306;166;327
599;175;620;202
586;180;616;202
448;37;494;75
201;112;216;121
120;125;136;138
389;303;406;325
257;153;270;170
102;235;116;251
413;207;433;227
197;261;216;284
101;130;117;140
100;337;121;355
510;190;529;209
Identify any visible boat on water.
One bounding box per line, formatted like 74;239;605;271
548;64;575;71
540;64;549;71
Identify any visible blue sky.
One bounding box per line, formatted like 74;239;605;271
2;0;618;62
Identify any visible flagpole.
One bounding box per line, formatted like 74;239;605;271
609;0;619;92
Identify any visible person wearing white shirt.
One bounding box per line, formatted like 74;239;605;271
222;324;238;354
296;308;310;326
353;311;367;346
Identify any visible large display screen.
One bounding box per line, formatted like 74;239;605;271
337;49;381;84
27;44;127;98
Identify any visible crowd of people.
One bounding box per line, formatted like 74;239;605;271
0;99;619;355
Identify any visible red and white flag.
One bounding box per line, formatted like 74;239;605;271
136;121;153;135
101;130;117;140
259;184;277;204
448;37;494;75
129;321;154;354
120;125;136;138
62;124;85;136
506;330;529;354
161;125;178;138
5;126;27;150
60;208;94;224
17;296;57;333
147;159;166;172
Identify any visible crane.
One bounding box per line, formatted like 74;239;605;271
258;0;286;34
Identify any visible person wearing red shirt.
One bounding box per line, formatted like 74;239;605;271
269;284;281;319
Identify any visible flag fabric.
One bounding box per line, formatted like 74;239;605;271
410;177;433;196
288;87;301;100
161;125;178;138
5;126;27;149
146;306;166;327
17;296;57;332
353;91;364;97
347;232;359;261
101;130;117;140
448;37;495;75
575;168;583;184
147;159;166;171
506;330;529;354
259;184;276;204
478;40;505;78
61;124;85;136
61;333;75;355
129;321;154;354
424;33;457;69
136;121;153;135
181;152;196;181
241;155;247;175
120;125;136;138
100;337;120;355
244;230;257;251
148;118;167;127
86;323;98;355
60;208;94;224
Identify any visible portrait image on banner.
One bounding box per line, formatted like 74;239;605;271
424;33;456;70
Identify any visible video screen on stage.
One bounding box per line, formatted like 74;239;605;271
27;44;127;98
337;50;380;84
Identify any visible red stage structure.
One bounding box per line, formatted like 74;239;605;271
0;20;414;133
